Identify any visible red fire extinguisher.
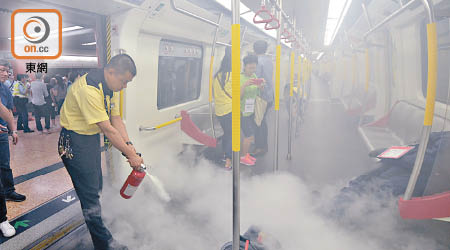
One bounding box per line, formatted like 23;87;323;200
120;164;147;199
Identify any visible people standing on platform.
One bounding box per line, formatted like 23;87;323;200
59;54;143;250
0;59;25;205
2;70;14;94
253;40;273;156
240;55;261;166
213;48;233;170
30;73;51;134
51;75;67;115
44;76;57;128
13;74;33;133
68;70;80;89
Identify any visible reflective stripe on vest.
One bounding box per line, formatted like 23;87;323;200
13;82;27;98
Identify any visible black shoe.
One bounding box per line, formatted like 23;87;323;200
23;129;34;133
17;127;24;131
6;192;26;202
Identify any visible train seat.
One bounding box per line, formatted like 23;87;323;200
185;104;224;139
180;104;223;147
359;101;448;151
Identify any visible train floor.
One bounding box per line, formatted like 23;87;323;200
2;75;449;249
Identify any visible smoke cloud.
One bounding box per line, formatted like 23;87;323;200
100;147;445;250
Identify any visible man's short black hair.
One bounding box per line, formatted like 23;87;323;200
106;54;137;76
17;74;28;82
0;59;11;69
253;40;268;55
243;55;258;66
35;73;43;80
43;75;51;83
68;71;79;82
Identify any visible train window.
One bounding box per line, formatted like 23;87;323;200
421;18;450;103
157;40;203;109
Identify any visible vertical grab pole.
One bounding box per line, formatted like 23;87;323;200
298;55;302;98
359;48;370;126
295;54;302;135
403;0;436;201
365;48;370;93
273;0;282;172
304;58;308;99
208;13;224;139
231;1;241;249
287;51;295;160
350;54;357;108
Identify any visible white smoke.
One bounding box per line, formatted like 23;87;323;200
100;146;444;250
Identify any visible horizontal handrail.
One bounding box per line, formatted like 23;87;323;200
139;117;182;132
216;41;231;47
363;0;417;38
170;0;220;27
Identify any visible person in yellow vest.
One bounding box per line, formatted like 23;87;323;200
13;74;33;133
213;48;232;170
59;54;143;250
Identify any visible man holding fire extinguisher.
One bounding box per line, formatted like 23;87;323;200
58;54;143;250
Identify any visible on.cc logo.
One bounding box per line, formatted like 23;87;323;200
23;16;50;44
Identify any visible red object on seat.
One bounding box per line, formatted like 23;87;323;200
363;101;400;127
253;6;273;24
398;191;450;219
264;17;280;30
180;110;216;148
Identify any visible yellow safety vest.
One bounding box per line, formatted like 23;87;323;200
12;81;27;98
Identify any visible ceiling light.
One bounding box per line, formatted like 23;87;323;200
81;42;96;46
316;52;324;60
323;0;352;46
8;25;84;40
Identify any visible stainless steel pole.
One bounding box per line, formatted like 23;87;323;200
240;26;248;48
361;3;373;29
273;0;282;172
403;0;436;200
287;50;294;160
209;13;223;139
363;0;417;38
231;0;241;249
170;0;220;27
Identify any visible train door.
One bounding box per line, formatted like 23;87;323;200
0;0;108;246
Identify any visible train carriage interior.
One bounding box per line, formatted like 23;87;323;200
0;0;450;249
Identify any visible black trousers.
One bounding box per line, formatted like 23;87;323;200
46;102;56;120
217;112;232;159
59;129;113;250
0;135;7;223
255;102;273;151
33;104;50;131
14;97;30;130
0;133;12;222
0;133;15;196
